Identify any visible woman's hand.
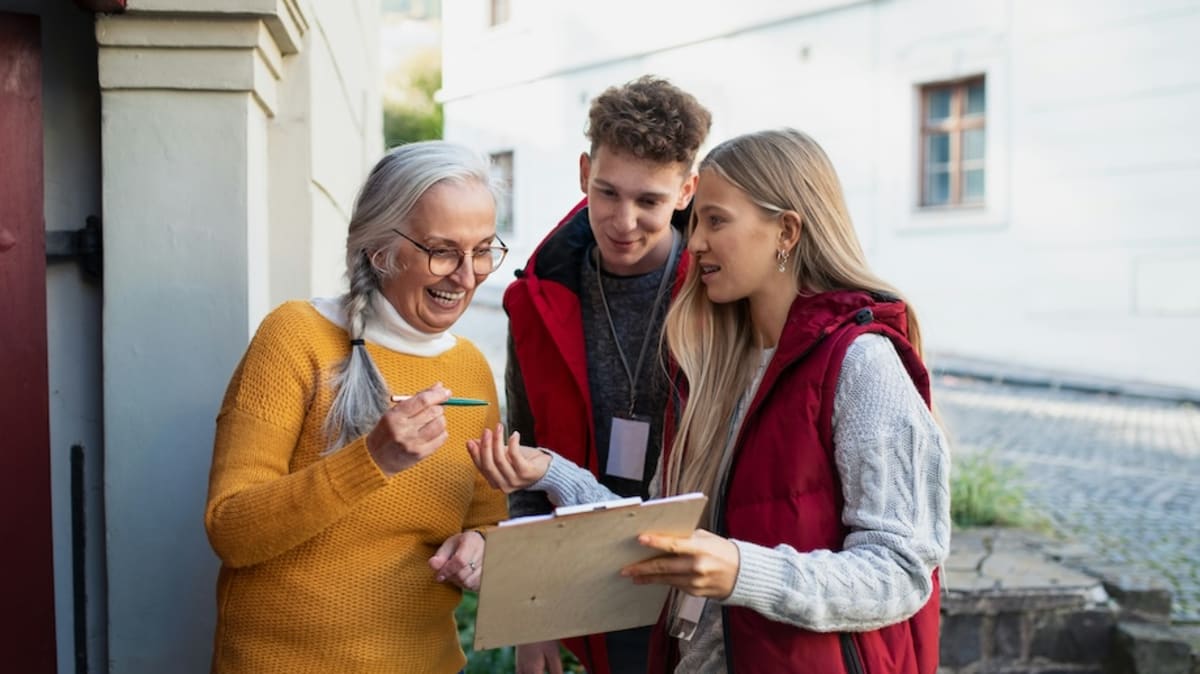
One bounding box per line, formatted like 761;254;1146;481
516;640;564;674
429;530;486;591
365;383;451;476
466;423;551;493
620;529;741;599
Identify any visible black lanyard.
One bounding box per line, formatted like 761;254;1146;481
593;230;681;417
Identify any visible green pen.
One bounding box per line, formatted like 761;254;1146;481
390;394;489;407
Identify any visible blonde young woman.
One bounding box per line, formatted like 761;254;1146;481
470;128;950;674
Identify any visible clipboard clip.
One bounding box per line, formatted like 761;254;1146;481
553;496;642;517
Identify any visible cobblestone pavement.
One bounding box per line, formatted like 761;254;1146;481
934;375;1200;623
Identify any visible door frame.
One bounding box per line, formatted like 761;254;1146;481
0;10;58;672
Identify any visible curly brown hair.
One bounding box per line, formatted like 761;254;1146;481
586;75;712;166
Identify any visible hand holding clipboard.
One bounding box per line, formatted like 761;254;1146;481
472;493;707;650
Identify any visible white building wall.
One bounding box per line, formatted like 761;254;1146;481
442;0;1200;390
307;0;384;297
101;88;263;670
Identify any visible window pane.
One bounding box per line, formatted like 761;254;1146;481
963;128;985;161
926;133;950;164
489;151;514;234
490;0;511;26
966;80;986;116
924;170;950;206
926;88;952;122
964;168;985;201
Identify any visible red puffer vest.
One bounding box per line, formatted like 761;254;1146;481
503;198;691;674
649;290;941;674
504;200;599;473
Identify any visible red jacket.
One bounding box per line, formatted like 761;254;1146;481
650;290;940;674
503;199;690;674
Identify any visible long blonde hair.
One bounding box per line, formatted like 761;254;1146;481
662;129;923;521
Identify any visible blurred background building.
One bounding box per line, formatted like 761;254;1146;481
440;0;1200;393
1;0;381;671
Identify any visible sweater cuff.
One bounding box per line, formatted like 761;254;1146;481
529;450;567;505
322;437;389;505
725;539;792;613
535;448;600;506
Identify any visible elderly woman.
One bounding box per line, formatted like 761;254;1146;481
205;141;509;673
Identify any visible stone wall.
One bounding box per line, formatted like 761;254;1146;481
940;528;1199;674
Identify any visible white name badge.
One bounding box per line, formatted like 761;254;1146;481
605;415;651;482
669;594;707;641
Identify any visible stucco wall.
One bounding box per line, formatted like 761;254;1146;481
306;0;384;298
442;0;1200;390
102;89;263;669
263;0;384;303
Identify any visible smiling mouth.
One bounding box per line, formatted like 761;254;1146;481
427;287;466;306
608;237;640;247
699;263;720;275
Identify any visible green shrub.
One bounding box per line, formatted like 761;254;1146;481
384;100;442;146
950;450;1030;527
383;49;443;146
455;591;513;672
456;591;584;672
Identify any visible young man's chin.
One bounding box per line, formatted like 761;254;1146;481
597;244;646;274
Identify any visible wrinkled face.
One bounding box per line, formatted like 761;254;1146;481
579;145;696;276
378;180;498;334
689;169;785;305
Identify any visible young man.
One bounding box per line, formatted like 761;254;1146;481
503;76;712;674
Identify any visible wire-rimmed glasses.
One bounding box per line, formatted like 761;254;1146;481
392;229;509;277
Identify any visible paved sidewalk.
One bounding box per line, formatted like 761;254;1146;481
936;374;1200;623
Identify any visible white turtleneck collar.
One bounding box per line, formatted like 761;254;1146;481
310;293;458;357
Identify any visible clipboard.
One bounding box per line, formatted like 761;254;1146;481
473;492;707;650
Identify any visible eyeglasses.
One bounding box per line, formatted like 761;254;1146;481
391;229;509;277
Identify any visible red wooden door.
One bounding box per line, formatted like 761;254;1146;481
0;11;58;672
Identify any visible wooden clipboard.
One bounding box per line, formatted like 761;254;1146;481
473;493;707;650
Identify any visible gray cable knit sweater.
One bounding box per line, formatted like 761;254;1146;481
529;333;952;673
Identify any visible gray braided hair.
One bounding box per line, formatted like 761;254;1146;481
322;141;498;453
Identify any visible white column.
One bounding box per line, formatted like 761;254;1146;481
96;5;306;670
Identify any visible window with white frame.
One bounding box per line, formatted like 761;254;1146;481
919;76;986;207
490;151;514;235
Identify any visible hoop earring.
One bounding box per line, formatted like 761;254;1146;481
776;248;789;273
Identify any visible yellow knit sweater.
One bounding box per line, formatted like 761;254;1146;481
206;301;507;673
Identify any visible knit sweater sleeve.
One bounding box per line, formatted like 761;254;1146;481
723;334;951;632
205;306;389;568
528;449;621;506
